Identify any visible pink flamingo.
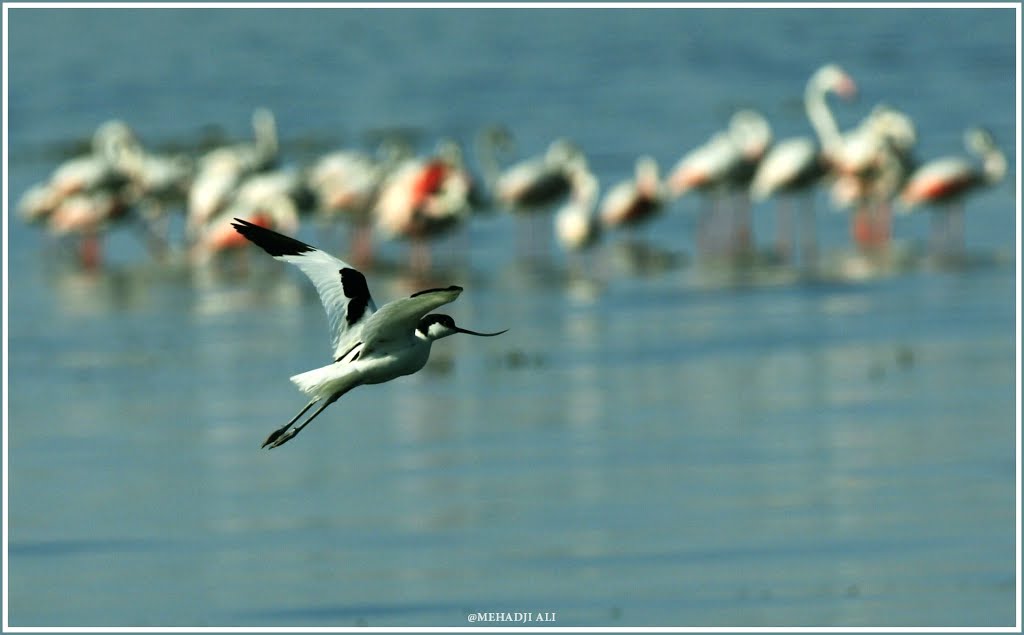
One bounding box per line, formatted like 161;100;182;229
192;196;300;266
375;140;475;272
47;191;134;270
19;120;138;225
898;127;1005;260
21;120;140;268
191;167;310;265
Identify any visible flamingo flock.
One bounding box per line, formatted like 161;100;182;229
18;64;1007;277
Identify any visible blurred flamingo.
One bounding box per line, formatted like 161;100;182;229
830;104;918;251
307;149;386;266
47;190;134;270
599;156;666;231
21;120;141;269
668;110;772;257
555;167;602;252
197;107;279;175
375;140;476;272
749;63;858;264
191;167;312;265
898;127;1005;260
488;137;587;256
19;120;137;225
493;137;587;211
186;108;280;240
114;139;194;256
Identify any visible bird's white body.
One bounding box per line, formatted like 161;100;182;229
555;169;601;251
748;64;858;262
668;110;771;197
290;284;462;398
290;329;434;398
750;137;821;200
231;219;505;448
308;150;383;219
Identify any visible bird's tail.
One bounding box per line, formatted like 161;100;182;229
290;363;348;397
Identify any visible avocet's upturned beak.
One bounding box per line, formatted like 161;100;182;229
454;326;509;337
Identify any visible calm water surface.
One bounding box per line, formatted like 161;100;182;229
5;6;1018;628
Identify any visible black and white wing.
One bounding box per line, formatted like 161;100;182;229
360;286;464;350
231;218;377;358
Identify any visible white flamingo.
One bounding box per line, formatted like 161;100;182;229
186;108;280;240
555;168;602;252
494;138;586;212
830;104;918;251
599;156;666;231
749;63;858;264
668;109;772;257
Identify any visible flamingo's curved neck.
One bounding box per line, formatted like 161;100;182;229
253;109;278;158
805;78;842;156
636;158;660;198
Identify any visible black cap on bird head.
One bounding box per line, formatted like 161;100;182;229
417;314;508;341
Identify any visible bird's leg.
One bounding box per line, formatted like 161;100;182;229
949;202;966;263
79;232;103;271
409;237;432;274
798;195;817;270
850;198;873;252
350;222;374;269
874;198;892;247
695;196;713;261
732;192;753;257
929;209;950;261
266;388;350;449
527;213;551;263
775;198;793;264
132;207;171;261
261;398;318;449
709;194;726;259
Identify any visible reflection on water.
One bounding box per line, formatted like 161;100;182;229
10;235;1016;626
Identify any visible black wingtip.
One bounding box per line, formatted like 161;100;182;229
231;218;315;258
339;267;372;325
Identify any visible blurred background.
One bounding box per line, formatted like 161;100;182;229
5;6;1018;628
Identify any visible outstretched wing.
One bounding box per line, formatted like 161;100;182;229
360;286;463;351
231;218;377;357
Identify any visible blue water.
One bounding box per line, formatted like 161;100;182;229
5;6;1018;628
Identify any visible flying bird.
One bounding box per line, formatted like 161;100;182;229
231;218;508;449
